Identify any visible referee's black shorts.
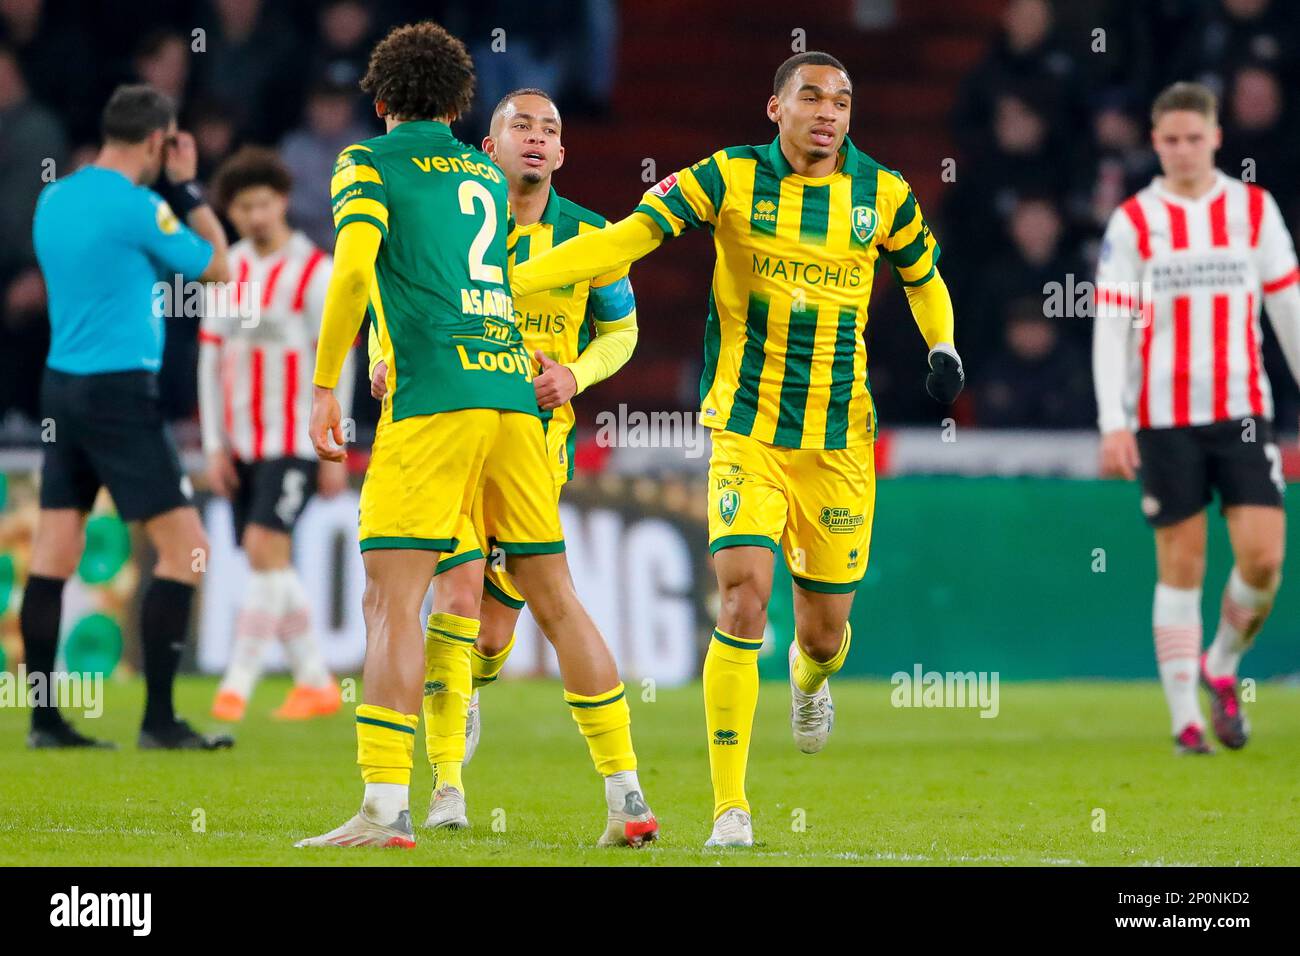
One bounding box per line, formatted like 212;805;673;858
38;368;192;522
1136;418;1285;528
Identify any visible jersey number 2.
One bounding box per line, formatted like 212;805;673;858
458;180;504;284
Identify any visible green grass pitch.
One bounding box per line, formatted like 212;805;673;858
1;676;1297;866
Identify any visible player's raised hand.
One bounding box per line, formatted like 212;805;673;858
206;450;239;498
1099;429;1141;481
164;130;198;183
533;349;577;410
310;385;346;462
370;360;388;399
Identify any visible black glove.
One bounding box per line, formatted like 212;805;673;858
155;177;206;219
925;345;964;403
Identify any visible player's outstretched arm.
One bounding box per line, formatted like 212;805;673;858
512;213;663;298
311;220;381;461
902;270;964;403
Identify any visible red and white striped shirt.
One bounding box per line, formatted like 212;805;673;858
1094;172;1300;431
199;231;347;461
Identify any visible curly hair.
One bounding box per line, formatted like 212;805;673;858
211;146;293;211
361;21;475;122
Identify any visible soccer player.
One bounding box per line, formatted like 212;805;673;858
1094;82;1300;755
511;52;964;846
26;85;233;749
368;87;641;828
200;146;351;723
296;22;656;849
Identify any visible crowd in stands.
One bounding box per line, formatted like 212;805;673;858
1;0;1296;438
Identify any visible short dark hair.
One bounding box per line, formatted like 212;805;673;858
1151;81;1217;124
100;84;176;144
211;146;293;211
773;51;851;96
360;21;475;122
490;87;558;127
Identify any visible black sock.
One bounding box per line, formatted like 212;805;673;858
20;574;66;730
140;577;195;729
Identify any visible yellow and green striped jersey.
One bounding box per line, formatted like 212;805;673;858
636;135;940;449
508;188;631;481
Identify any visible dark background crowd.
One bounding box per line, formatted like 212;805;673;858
1;0;1297;445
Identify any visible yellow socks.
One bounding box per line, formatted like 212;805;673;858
565;682;637;775
792;623;853;694
423;611;478;792
355;703;418;784
703;627;762;818
471;633;515;688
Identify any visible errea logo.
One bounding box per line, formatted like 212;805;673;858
753;199;777;223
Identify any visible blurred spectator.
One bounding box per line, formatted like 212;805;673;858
280;79;372;249
190;98;238;180
1217;64;1300;218
967;196;1087;370
193;0;301;143
943;89;1071;305
975;298;1094;428
0;0;97;143
0;44;65;276
1179;0;1299;97
952;0;1086;160
1085;91;1158;229
0;264;47;425
309;0;378;127
133;29;191;110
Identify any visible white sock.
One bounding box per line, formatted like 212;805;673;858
1153;583;1205;735
1205;567;1275;678
218;570;279;699
605;769;646;814
362;783;408;824
276;568;333;689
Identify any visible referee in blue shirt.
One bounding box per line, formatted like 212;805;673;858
24;86;233;749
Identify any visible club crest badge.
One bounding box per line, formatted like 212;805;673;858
852;205;878;244
718;489;740;526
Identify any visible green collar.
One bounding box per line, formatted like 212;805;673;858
539;186;563;226
767;134;860;179
389;119;454;137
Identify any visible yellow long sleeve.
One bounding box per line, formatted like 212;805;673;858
903;269;955;350
567;311;639;394
512;213;663;297
313;220;381;389
367;320;383;379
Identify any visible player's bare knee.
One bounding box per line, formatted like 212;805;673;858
436;585;480;621
1238;551;1283;591
796;623;843;662
719;579;768;635
476;623;512;657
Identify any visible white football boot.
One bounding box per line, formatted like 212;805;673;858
704;808;754;848
789;641;834;754
425;785;470;830
463;690;481;766
597;770;659;847
294;809;415;848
